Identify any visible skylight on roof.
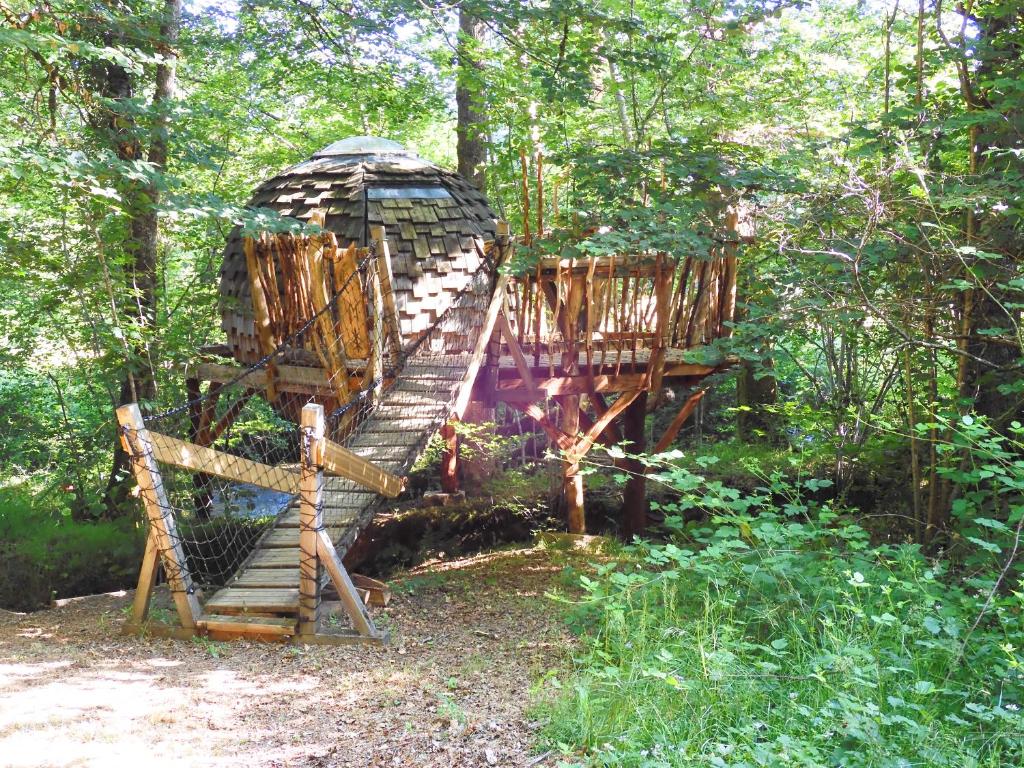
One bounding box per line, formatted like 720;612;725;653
315;136;410;156
367;186;452;200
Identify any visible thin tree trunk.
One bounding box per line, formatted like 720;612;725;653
456;8;486;191
103;0;182;515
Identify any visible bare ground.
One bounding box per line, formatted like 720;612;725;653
0;544;583;768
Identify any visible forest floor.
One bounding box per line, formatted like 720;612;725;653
0;541;588;768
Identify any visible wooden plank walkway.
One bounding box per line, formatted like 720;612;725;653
197;350;471;626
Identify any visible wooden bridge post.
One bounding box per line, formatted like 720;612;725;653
620;391;649;538
560;396;585;534
116;404;201;632
439;423;460;493
299;403;325;635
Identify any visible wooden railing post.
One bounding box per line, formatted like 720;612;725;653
363;257;386;404
370;226;403;367
299;403;325;635
116;404;201;631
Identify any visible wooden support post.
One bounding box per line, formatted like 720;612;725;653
242;237;279;401
440;422;460;493
620;391;649;539
299;403;325;635
370;226;403;365
116;404;201;630
559;395;585;534
128;529;160;626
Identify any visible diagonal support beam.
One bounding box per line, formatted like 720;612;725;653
566;389;643;464
317;530;385;639
653;388;707;454
509;401;575;452
497;305;542;401
453;272;511;419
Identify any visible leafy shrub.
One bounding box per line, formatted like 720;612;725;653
0;488;144;611
540;464;1024;766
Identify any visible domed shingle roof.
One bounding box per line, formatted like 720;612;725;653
220;138;497;364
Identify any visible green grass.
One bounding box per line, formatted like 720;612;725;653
537;469;1024;767
0;486;144;611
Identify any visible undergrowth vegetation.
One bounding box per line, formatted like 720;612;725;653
0;488;144;611
541;456;1024;766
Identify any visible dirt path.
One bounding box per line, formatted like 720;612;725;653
0;545;579;768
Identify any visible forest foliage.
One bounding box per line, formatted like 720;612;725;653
1;0;1023;762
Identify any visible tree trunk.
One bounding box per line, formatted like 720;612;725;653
620;391;648;538
456;8;486;191
736;357;779;443
102;0;182;516
952;8;1022;430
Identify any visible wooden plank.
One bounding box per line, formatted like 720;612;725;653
299;404;325;634
250;549;304;568
263;529;301;548
198;614;297;637
233;568;300;588
492;373;647;402
453;272;511;419
129;529;160;625
205;588;300;613
317;530;380;638
348;431;425;450
322;438;404;497
146;431;300;495
196;361;367;390
345;445;416;466
117;404;201;630
278;508;362;528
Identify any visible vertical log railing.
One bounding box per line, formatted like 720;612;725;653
501;249;737;371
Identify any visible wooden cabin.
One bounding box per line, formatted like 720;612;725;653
219;136;497;363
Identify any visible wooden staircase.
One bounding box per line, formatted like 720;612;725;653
196;353;471;638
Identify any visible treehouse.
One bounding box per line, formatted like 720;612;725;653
119;136;740;644
219;135;497;363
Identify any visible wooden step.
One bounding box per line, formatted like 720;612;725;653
232;568;300;588
250;549;304;568
198;613;297;637
278;508;362;528
378;393;450;407
204;587;299;614
345;445;417;463
369;419;443;433
262;529;300;548
349;431;426;450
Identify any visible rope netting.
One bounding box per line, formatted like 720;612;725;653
120;226;505;602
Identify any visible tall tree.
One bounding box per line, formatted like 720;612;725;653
456;5;487;190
